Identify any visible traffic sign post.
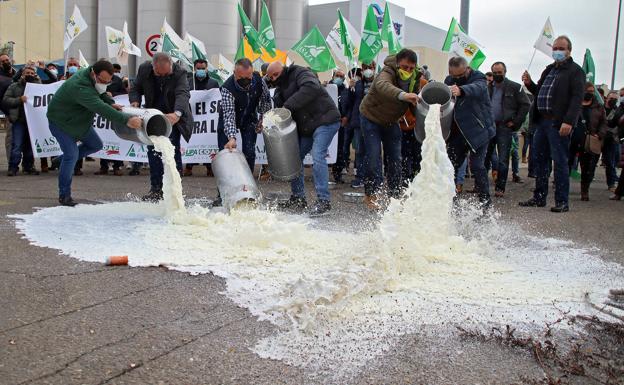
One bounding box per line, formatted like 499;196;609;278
145;34;161;57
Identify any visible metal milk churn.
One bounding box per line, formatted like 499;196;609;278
211;149;262;210
261;108;301;181
415;82;455;143
110;107;172;145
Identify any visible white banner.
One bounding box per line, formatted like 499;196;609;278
24;82;338;164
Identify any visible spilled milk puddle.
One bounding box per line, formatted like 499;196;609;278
9;108;624;379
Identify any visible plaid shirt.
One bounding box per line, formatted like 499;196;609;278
221;78;272;139
536;67;559;115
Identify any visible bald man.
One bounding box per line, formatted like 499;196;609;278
265;61;340;217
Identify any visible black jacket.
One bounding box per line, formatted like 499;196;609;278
107;75;127;96
189;75;219;91
129;61;193;142
487;78;531;130
273;65;340;136
526;57;585;126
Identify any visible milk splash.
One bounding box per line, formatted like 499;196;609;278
10;107;624;378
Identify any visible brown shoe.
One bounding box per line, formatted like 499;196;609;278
94;168;108;175
259;167;271;182
183;168;193;177
364;194;382;210
455;184;463;194
494;191;504;198
113;169;123;176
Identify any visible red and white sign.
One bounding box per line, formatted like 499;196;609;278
145;34;161;57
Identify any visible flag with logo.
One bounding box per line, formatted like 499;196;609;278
106;22;141;65
258;0;277;57
78;50;89;68
326;11;360;69
237;3;263;54
533;17;555;57
185;32;207;62
64;5;88;51
160;19;192;67
217;54;234;79
121;22;141;58
358;5;383;65
442;17;486;70
381;2;401;55
292;26;336;73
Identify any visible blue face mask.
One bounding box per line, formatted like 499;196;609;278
333;77;344;86
195;69;207;79
552;50;566;62
68;66;78;74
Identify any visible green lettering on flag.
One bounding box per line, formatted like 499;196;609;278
258;0;276;57
381;2;401;55
292;26;336;73
358;5;383;65
337;9;356;67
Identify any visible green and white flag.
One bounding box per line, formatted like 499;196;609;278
185;32;207;62
292;26;336;73
582;48;603;105
78;50;89;68
105;21;141;65
533;17;555;57
160;19;192;67
326;11;360;69
442;17;486;70
217;54;234;79
358;5;383;65
381;2;401;55
258;0;276;57
237;3;263;54
64;5;88;51
234;36;246;62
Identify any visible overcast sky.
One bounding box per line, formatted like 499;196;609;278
310;0;623;89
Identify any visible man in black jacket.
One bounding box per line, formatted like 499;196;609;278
487;61;531;197
130;52;193;201
266;61;341;216
519;35;585;213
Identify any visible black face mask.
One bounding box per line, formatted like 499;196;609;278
493;74;505;83
2;62;11;70
237;77;251;88
452;76;467;86
24;75;36;83
607;99;617;108
583;92;594;102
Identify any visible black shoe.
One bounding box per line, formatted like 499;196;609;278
550;204;569;213
212;196;222;207
308;200;331;217
278;196;307;212
141;189;163;202
128;169;140;176
58;196;77;207
23;168;40;175
519;198;546;207
7;169;17;176
49;157;61;170
512;175;524;183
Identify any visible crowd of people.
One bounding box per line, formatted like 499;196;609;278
1;33;623;214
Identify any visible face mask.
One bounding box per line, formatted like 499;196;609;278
49;68;58;77
68;66;78;74
552;50;566;62
195;69;207;79
2;62;11;70
237;77;251;88
363;69;374;79
332;77;344;86
493;74;505;83
452;76;467;86
24;75;36;83
94;83;108;94
398;68;413;81
113;73;122;79
607;99;617;108
583;92;594;102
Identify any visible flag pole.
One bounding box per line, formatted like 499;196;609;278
527;48;537;72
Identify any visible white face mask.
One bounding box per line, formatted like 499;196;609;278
95;82;108;94
114;73;122;79
620;96;624;104
49;68;58;77
363;69;374;79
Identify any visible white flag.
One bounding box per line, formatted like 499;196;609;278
122;22;142;57
64;5;88;51
185;32;207;61
78;50;89;68
533;17;555;57
217;54;234;80
106;22;141;65
326;18;361;69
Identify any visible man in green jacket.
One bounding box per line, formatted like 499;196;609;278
47;59;143;206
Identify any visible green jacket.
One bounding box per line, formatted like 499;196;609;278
47;66;130;140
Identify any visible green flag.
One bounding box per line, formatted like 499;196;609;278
441;17;486;70
190;41;206;61
258;0;276;57
582;48;603;105
292;26;336;73
381;2;401;55
235;36;245;62
358;5;383;65
161;33;192;67
337;9;356;67
237;3;263;54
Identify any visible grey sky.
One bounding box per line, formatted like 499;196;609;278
310;0;623;89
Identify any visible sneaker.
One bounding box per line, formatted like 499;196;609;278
94;168;109;175
350;179;364;189
7;169;17;176
308;200;331;217
518;198;546;207
58;196;77;207
141;189;163;202
113;169;123;176
550;203;569;213
277;196;307;212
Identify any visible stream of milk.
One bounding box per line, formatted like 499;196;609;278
11;106;624;377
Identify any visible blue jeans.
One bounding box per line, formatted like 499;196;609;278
9;121;34;171
49;122;103;198
447;129;490;203
511;132;520;176
456;158;468;185
217;122;258;172
491;124;513;192
360;115;402;197
291;122;339;202
603;139;620;187
532;118;570;205
147;126;182;189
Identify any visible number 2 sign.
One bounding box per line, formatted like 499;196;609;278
145;34;161;57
